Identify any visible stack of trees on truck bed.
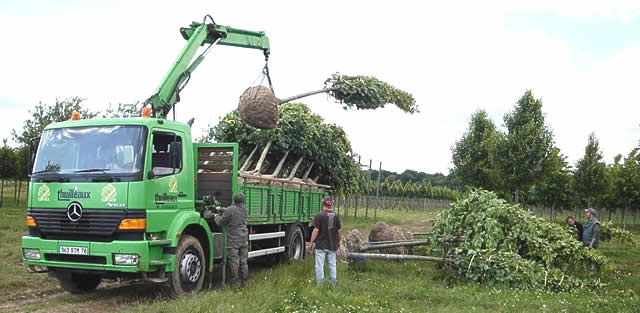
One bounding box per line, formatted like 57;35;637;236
202;103;363;194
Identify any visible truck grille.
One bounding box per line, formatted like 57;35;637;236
28;208;145;242
45;253;107;264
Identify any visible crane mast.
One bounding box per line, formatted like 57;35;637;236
147;17;271;119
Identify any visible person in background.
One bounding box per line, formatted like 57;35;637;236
582;208;601;249
566;216;583;242
307;196;341;287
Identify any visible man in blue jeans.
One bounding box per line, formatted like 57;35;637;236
308;196;341;286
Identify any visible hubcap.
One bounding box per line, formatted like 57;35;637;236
293;232;303;260
180;252;201;283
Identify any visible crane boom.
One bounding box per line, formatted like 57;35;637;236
147;19;271;119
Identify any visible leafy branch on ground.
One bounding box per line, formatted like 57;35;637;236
428;189;609;292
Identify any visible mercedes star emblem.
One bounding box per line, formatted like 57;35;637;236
67;202;83;222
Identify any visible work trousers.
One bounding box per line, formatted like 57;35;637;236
314;249;337;286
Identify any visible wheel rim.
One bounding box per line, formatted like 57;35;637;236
180;251;202;283
293;230;303;260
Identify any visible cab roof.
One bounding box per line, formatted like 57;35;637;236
44;117;192;134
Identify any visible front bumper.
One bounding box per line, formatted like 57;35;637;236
21;236;171;273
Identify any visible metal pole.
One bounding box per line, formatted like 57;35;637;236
375;161;382;221
347;252;447;262
361;240;429;251
365;159;372;219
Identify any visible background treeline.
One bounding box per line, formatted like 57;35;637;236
451;90;640;226
0;97;462;207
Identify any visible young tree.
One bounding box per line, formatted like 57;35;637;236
496;91;553;203
12;97;98;146
574;133;607;209
533;147;574;218
0;140;16;208
451;110;503;192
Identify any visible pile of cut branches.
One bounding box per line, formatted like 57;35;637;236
428;190;609;291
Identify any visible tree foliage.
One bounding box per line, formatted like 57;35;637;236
324;73;418;114
574;133;607;208
11;97;98;145
532;147;575;211
451;110;503;191
101;102;141;118
428;190;608;291
496;91;554;203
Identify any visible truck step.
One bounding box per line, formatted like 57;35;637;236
150;259;171;266
148;240;172;246
249;231;285;241
248;246;285;258
144;276;169;283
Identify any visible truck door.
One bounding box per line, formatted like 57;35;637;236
147;130;190;211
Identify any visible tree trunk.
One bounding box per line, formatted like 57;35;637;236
278;87;337;104
0;179;4;208
14;178;18;201
240;145;258;172
514;188;520;204
287;157;304;180
302;162;315;180
16;180;22;207
623;205;627;230
608;208;612;222
272;150;290;177
252;140;272;174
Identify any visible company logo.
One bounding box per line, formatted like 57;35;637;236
37;185;50;201
168;177;178;193
58;187;91;201
67;202;83;222
101;184;117;202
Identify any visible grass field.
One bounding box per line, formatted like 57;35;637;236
1;185;639;313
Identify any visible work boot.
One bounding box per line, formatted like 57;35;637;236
240;264;249;288
229;265;239;288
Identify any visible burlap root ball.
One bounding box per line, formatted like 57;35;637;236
368;222;414;254
238;86;279;129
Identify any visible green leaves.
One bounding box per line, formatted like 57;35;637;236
428;190;609;292
324;73;418;114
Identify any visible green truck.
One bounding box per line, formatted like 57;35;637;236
21;16;327;295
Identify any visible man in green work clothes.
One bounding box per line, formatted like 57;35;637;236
582;208;601;249
215;192;249;287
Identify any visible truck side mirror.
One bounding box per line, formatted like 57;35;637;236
28;137;40;175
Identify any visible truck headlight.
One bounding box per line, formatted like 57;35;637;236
114;254;139;265
23;248;41;260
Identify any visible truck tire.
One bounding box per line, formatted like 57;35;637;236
57;273;101;294
283;224;305;262
166;235;206;296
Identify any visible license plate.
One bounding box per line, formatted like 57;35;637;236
59;246;88;255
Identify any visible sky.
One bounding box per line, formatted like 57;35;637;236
0;0;639;174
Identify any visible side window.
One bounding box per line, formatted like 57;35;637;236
150;132;183;178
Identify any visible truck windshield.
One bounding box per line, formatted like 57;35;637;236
33;126;146;177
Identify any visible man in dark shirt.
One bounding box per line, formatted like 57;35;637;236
215;192;249;287
308;196;341;286
566;216;583;242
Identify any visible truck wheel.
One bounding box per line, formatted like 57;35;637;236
57;273;101;294
283;224;305;262
166;235;206;296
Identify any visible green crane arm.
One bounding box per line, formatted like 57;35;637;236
147;19;271;119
